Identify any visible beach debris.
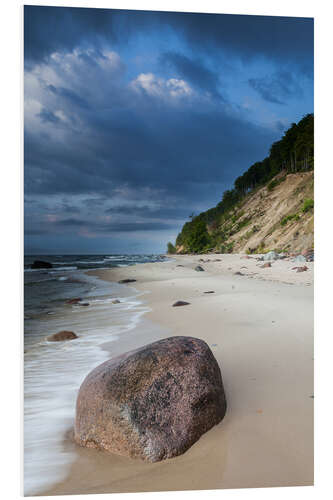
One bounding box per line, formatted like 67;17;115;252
172;301;190;307
292;254;307;263
47;330;78;342
260;262;272;268
292;266;308;272
74;336;226;462
262;251;279;261
234;271;244;276
118;279;137;284
195;265;205;272
302;248;314;262
112;299;120;304
204;291;215;294
66;297;82;304
31;260;53;269
214;259;222;262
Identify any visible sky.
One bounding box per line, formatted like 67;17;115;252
24;6;313;254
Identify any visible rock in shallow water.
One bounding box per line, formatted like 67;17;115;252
31;260;53;269
47;331;78;341
74;336;227;462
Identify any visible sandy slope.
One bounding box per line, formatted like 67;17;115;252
42;254;313;495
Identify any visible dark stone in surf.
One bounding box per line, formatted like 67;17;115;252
74;336;226;462
66;298;82;304
31;260;53;269
47;330;78;342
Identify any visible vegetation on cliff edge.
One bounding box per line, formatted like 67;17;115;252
170;113;313;254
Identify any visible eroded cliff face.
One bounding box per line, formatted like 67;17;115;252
175;170;314;255
214;171;314;254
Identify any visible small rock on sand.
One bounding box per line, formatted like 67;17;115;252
260;262;272;268
112;299;120;304
172;301;190;307
195;265;205;272
118;279;137;284
292;266;308;273
204;291;215;294
47;331;78;342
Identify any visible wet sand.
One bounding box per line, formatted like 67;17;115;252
42;254;313;495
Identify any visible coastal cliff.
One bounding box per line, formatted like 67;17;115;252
171;114;314;255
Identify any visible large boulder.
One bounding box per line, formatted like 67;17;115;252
74;336;226;462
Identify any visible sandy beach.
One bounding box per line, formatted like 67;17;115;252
42;253;313;495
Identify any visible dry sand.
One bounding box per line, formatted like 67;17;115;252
42;254;313;495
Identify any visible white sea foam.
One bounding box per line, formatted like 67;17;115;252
24;275;148;495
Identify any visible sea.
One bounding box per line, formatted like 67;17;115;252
24;254;168;496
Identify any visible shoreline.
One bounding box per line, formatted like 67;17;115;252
42;253;313;495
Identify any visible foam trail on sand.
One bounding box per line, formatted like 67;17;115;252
24;273;148;495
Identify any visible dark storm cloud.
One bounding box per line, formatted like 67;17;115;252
156;12;314;76
25;105;276;198
105;205;191;220
248;71;302;105
160;52;222;99
24;44;276;199
47;85;90;109
24;6;118;64
37;108;61;124
25;218;175;235
25;6;313;72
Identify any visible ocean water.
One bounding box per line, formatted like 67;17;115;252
24;254;167;496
